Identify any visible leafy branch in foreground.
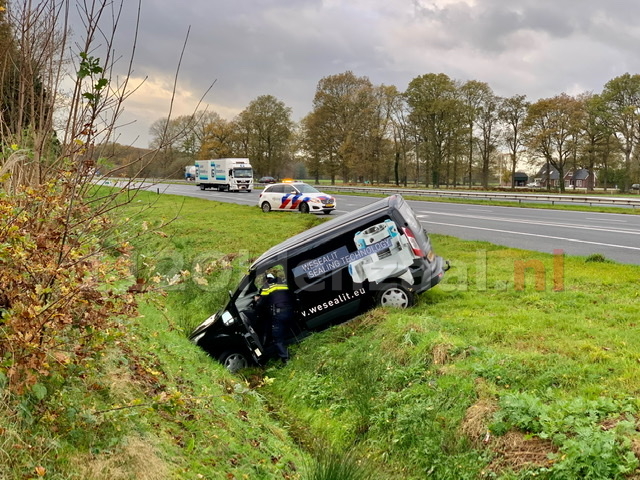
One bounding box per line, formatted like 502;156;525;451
0;178;137;393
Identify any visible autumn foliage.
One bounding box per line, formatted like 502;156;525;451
0;175;137;393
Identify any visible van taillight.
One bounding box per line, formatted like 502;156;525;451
402;227;425;257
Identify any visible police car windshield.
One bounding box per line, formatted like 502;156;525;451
294;184;320;194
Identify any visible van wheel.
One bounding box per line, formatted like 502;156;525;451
261;202;272;213
299;202;310;214
219;351;250;373
323;210;332;215
375;283;415;308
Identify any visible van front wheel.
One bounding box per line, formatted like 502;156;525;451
375;283;415;308
299;202;310;214
219;351;250;373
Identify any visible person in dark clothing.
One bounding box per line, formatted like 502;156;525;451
254;273;295;363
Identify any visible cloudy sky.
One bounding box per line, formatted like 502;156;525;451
96;0;640;147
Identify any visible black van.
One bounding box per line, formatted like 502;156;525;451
189;194;449;372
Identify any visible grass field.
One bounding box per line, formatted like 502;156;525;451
4;190;640;479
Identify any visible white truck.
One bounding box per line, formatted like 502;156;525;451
195;158;254;192
184;165;197;181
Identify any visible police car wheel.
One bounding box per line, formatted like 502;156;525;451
299;202;310;214
219;351;250;373
261;202;272;213
375;283;415;308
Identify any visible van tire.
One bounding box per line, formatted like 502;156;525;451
375;283;415;308
218;351;250;373
299;202;310;214
261;202;272;213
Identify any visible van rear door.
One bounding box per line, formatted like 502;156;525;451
395;199;432;259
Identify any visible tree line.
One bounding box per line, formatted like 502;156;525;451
145;71;640;193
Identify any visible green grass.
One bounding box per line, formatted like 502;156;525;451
263;239;640;479
4;190;640;479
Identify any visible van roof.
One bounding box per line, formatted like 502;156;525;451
251;194;404;271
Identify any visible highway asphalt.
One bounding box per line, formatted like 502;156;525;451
141;182;640;266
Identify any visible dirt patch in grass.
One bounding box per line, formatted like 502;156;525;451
432;343;454;365
461;391;555;474
487;431;556;474
461;398;497;445
74;435;170;480
353;309;388;330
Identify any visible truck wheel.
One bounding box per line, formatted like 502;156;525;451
199;184;205;190
375;283;415;308
299;202;310;214
261;202;272;213
218;351;250;373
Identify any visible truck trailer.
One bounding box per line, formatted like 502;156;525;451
195;158;253;192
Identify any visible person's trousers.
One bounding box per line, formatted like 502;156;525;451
272;313;291;361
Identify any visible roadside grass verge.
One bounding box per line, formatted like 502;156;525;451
126;190;640;479
261;235;640;478
0;191;322;480
106;191;640;479
5;189;639;479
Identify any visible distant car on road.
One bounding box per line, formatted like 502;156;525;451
258;182;336;214
258;176;276;184
632;184;639;190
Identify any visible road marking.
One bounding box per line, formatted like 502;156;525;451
586;217;628;223
416;211;640;236
425;221;640;252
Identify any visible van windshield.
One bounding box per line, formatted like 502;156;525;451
232;273;259;312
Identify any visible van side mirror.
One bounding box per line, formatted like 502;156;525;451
221;311;235;326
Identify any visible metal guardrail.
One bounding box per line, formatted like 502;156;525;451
105;178;640;208
319;185;640;208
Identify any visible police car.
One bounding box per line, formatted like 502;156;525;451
258;182;336;214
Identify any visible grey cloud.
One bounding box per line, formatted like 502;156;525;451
72;0;640;146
